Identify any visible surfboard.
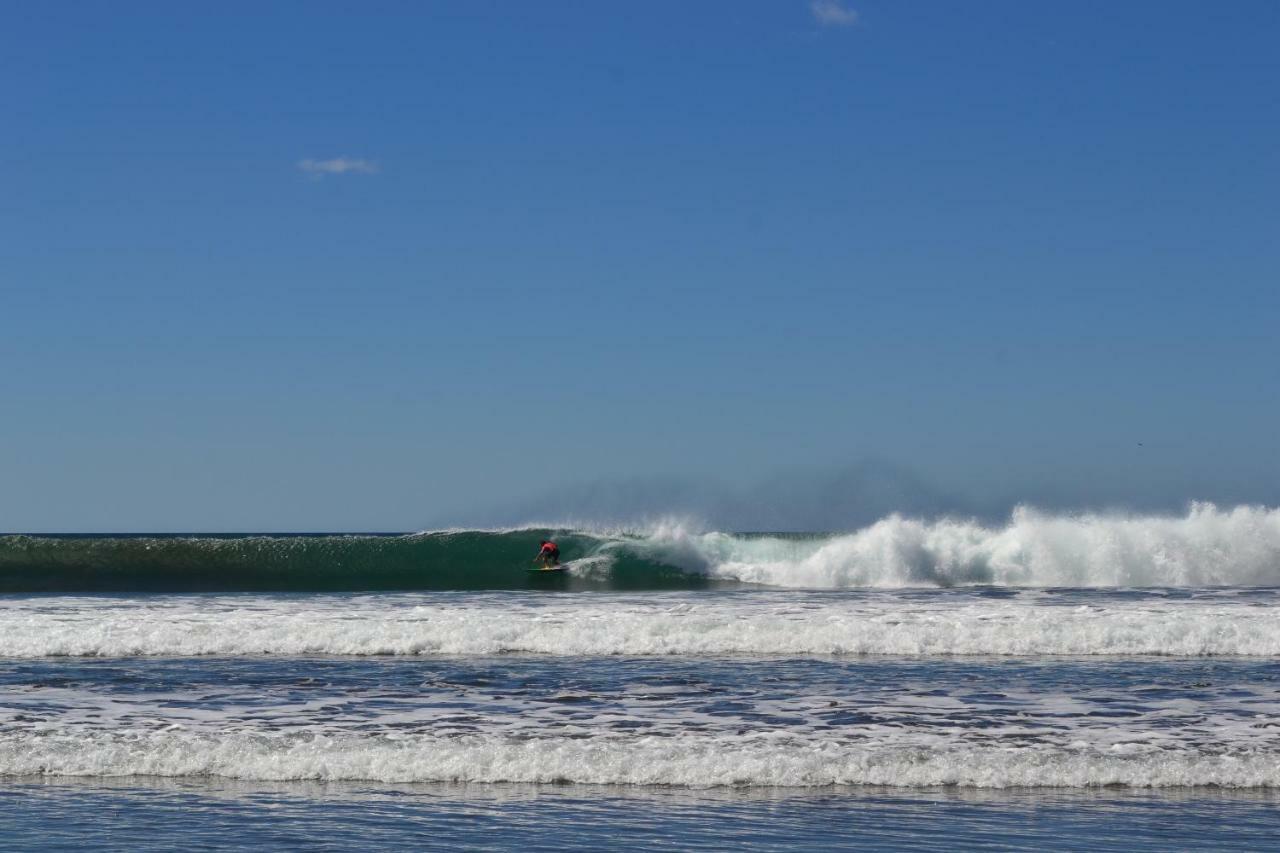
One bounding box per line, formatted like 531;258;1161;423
528;566;568;574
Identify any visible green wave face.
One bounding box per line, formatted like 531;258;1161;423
10;505;1275;592
0;532;727;593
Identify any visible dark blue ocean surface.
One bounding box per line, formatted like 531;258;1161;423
3;779;1279;851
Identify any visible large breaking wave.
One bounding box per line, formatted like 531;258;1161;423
3;502;1279;592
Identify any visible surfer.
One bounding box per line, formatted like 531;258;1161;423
535;539;560;568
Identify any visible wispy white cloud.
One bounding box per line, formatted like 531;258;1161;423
810;0;858;27
297;157;379;177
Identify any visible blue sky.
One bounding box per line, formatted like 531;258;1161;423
3;1;1278;531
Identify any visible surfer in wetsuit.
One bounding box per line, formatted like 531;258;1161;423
535;539;560;568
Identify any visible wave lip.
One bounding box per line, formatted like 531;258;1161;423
0;528;721;593
3;730;1278;789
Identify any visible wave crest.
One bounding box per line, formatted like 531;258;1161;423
3;503;1279;591
635;503;1280;588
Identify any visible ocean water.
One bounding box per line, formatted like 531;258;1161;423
3;505;1280;849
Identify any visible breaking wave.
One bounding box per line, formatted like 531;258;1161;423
2;502;1278;592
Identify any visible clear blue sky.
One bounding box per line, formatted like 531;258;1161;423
3;1;1278;531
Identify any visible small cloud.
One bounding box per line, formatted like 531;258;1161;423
810;0;858;27
297;157;378;177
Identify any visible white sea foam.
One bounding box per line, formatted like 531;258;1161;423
2;592;1278;658
618;503;1280;588
2;729;1277;788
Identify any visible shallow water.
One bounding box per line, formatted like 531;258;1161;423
5;779;1280;851
3;588;1280;847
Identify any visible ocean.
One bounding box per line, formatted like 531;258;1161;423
3;505;1280;849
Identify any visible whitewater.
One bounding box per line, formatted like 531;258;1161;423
3;503;1280;804
3;652;1280;790
3;590;1279;658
